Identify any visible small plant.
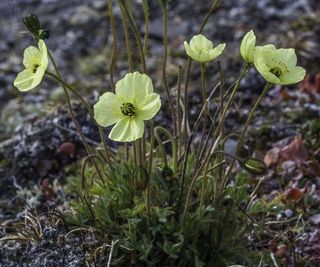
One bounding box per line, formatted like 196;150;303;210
8;0;306;266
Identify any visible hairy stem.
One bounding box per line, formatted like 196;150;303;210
108;0;118;92
47;51;105;182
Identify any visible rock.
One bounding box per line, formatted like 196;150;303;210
69;6;100;26
309;214;320;225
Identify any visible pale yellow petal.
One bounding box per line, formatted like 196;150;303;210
23;46;41;68
109;117;144;142
38;40;48;69
137;93;161;120
240;30;256;63
115;72;153;103
93;92;123;127
190;34;213;50
280;66;306;85
14;69;36;92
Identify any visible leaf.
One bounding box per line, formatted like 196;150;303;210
264;147;280;167
280;137;308;163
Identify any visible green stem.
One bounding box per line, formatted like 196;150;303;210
108;0;117;92
160;0;178;143
154;126;177;174
183;0;220;150
199;0;220;33
118;0;134;71
120;0;147;73
145;121;155;230
45;71;113;171
218;82;271;199
176;82;220;218
142;0;150;56
196;63;208;164
212;64;250;140
182;159;224;224
47;51;105;182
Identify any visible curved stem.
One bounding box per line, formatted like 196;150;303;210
47;51;105;181
182;159;225;224
199;0;220;34
81;154;106;189
212;64;250;141
45;70;112;171
218;82;271;199
154;126;177;173
176;82;220;218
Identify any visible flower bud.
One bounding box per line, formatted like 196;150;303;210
23;14;41;35
240;30;256;63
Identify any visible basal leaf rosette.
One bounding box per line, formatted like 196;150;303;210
254;45;306;85
94;72;161;142
14;40;48;92
184;34;226;63
240;30;256;64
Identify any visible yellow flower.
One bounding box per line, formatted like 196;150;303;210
184;34;226;63
14;40;48;92
240;30;256;63
254;45;306;85
94;72;161;142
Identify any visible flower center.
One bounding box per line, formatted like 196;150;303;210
32;63;40;73
270;67;282;77
120;103;136;116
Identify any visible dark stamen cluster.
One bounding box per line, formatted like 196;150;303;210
32;64;40;73
270;67;282;77
121;103;136;116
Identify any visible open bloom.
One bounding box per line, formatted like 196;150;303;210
184;34;226;63
94;72;161;142
240;30;256;63
14;40;48;92
254;45;306;85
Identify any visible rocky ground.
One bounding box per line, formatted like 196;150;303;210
0;0;319;266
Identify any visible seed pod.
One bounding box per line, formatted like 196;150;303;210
161;166;173;179
241;157;267;175
133;166;148;191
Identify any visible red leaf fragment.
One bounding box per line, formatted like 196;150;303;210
56;142;75;157
264;136;309;167
284;187;303;202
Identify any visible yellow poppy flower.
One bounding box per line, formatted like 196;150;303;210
14;40;48;92
184;34;226;63
94;72;161;142
254;45;306;85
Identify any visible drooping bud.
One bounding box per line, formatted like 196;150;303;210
240;30;256;64
23;14;41;35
